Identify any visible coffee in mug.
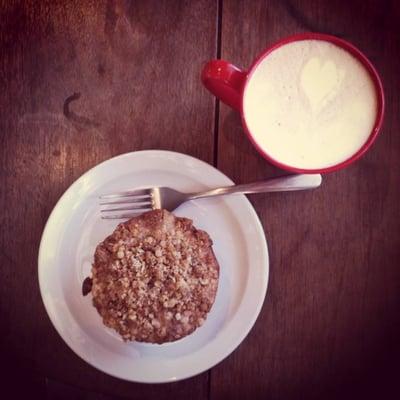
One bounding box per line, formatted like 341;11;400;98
202;33;384;173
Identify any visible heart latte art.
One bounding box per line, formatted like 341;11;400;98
243;40;377;169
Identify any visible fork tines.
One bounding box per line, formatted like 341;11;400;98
99;188;153;219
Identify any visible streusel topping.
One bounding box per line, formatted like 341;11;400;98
91;209;219;343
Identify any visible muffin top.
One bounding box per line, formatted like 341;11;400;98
91;209;219;344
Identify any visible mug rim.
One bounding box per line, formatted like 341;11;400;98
240;32;385;174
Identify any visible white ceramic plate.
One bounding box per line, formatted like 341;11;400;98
38;150;269;383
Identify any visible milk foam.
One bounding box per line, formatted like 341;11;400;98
243;40;377;169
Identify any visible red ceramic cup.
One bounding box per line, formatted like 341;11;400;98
201;33;385;173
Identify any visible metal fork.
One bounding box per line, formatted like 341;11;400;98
99;174;322;219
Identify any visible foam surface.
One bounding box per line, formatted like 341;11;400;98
243;40;377;169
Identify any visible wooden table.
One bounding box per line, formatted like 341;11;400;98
1;1;399;399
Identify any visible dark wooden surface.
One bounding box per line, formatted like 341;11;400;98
1;0;399;399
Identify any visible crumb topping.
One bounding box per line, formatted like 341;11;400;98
91;209;219;343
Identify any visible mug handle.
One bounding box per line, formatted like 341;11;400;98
201;60;247;111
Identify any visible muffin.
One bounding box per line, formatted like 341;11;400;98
88;209;219;344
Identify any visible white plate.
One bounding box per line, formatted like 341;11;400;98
38;150;269;383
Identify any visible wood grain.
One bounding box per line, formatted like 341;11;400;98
211;0;400;399
0;0;217;398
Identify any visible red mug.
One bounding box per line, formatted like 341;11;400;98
201;33;385;173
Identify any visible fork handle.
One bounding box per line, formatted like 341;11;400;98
188;174;322;200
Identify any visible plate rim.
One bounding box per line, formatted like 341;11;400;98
38;150;269;383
